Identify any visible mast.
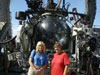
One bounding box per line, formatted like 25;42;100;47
85;0;96;27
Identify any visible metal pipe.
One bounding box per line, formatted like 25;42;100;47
56;0;62;8
62;0;65;9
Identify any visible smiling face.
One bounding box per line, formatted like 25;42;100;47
38;44;44;52
36;41;46;54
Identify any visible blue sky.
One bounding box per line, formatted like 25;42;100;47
10;0;100;36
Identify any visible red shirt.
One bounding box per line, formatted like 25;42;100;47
50;52;70;75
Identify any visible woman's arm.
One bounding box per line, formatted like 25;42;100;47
39;52;48;71
63;65;69;75
29;58;36;70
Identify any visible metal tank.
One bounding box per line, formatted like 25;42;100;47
37;13;71;49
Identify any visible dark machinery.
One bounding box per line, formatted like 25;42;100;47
15;0;87;49
15;0;97;75
0;0;98;75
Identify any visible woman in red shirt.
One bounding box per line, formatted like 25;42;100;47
50;43;70;75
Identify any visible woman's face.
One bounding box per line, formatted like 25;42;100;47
54;47;62;54
38;44;44;52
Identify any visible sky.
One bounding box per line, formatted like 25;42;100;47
10;0;100;37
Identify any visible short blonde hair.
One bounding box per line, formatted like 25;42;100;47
36;41;46;54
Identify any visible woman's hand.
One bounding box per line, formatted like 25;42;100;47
34;68;41;75
34;68;43;75
38;67;44;72
38;64;47;72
